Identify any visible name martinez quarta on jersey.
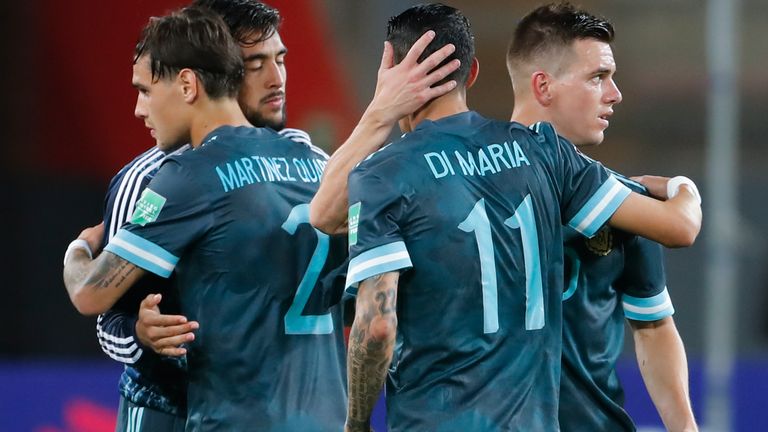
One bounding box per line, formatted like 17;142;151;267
216;156;327;193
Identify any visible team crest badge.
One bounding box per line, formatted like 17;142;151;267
130;188;166;226
585;226;613;256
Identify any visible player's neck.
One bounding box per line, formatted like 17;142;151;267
408;90;469;130
189;98;251;148
510;101;552;128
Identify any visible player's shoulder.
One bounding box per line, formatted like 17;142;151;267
112;146;165;180
107;145;174;195
522;121;570;150
575;151;646;195
610;171;647;194
278;127;329;159
353;137;407;179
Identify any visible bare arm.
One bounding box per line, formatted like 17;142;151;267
345;272;399;432
63;249;145;316
310;31;460;235
609;186;701;248
630;317;698;432
63;224;144;316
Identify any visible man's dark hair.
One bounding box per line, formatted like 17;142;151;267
387;3;475;87
134;6;244;99
507;3;614;73
193;0;281;46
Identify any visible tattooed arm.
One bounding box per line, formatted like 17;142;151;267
345;271;399;432
64;241;145;317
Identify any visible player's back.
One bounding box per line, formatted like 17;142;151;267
165;127;347;431
346;112;630;431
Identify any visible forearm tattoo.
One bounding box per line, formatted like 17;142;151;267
347;273;398;432
85;253;138;290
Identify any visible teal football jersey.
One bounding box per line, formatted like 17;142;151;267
105;126;347;431
345;112;632;432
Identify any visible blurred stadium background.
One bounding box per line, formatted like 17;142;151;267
0;0;765;430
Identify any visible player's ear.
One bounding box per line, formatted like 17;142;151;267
178;68;199;104
531;71;553;107
465;57;480;89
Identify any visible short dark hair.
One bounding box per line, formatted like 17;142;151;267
507;2;614;74
192;0;281;46
386;3;475;87
134;6;244;99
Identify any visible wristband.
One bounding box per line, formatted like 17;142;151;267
63;239;93;266
667;176;701;205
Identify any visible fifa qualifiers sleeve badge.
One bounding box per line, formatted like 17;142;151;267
348;202;361;246
130;188;167;226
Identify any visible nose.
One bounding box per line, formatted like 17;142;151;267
264;61;285;89
605;78;622;105
134;93;147;119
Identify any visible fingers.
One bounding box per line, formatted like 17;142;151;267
379;41;394;72
420;59;460;89
140;312;191;327
424;80;458;101
140;293;163;309
137;292;199;357
139;319;199;357
402;30;436;65
158;346;188;357
415;43;457;76
151;327;196;348
146;321;199;339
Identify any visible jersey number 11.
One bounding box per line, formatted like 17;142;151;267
459;195;544;333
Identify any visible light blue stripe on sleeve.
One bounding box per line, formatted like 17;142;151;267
104;229;179;278
568;175;631;238
345;241;412;295
622;287;675;321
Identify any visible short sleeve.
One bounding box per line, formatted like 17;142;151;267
344;165;413;294
538;124;631;238
617;236;674;321
104;160;213;278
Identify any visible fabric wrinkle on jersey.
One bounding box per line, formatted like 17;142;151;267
559;175;673;432
344;111;632;432
104;126;348;432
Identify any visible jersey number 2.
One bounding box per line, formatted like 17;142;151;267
281;204;333;335
458;196;544;333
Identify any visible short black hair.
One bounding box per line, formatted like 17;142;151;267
134;6;244;99
507;2;614;74
386;3;475;87
193;0;281;46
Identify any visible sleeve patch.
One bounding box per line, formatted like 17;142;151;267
348;202;361;246
130;188;167;226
